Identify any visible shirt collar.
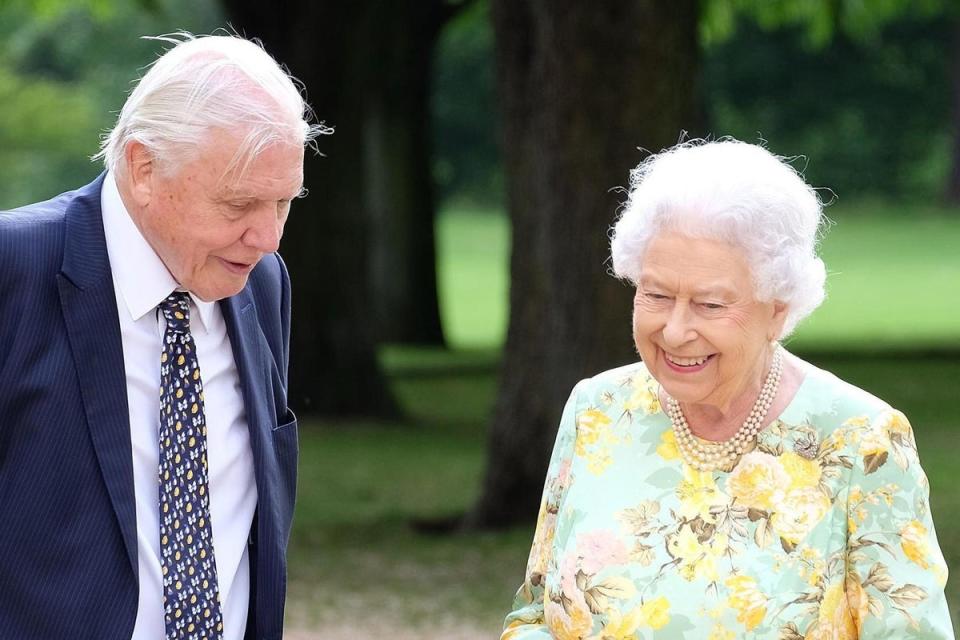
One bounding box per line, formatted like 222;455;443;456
100;172;215;334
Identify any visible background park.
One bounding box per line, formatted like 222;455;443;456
1;0;958;637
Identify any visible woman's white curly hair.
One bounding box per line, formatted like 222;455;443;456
610;138;829;338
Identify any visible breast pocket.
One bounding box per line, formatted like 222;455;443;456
272;408;299;522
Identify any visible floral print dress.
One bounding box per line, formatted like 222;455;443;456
502;359;954;639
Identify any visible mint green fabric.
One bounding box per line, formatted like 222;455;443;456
502;358;954;639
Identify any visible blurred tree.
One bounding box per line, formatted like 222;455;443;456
465;0;701;528
948;18;960;204
704;17;952;200
432;1;502;208
224;0;473;357
220;1;420;415
222;0;492;413
0;0;222;208
701;0;960;203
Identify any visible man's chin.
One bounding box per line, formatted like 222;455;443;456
190;278;249;302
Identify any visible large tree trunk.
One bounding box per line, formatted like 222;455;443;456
465;0;701;528
221;1;400;416
365;1;450;345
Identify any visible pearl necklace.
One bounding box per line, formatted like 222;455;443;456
666;347;783;472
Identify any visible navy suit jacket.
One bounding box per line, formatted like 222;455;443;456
0;175;298;639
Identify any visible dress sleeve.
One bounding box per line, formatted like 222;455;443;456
500;382;583;640
844;408;954;638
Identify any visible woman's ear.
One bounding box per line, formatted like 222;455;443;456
768;300;788;341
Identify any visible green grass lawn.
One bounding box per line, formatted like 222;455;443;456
437;204;960;350
287;205;960;637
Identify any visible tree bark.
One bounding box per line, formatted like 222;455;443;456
364;1;450;345
221;1;399;416
465;0;701;528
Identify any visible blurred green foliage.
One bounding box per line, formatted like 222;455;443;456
0;0;221;209
699;0;952;48
430;0;958;206
1;0;956;209
704;16;954;200
431;0;501;209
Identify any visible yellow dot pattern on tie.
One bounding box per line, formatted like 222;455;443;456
157;292;224;639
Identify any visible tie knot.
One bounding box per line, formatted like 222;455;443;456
159;292;192;334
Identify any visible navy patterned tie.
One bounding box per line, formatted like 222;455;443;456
158;292;224;639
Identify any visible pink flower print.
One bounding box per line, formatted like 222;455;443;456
577;529;629;575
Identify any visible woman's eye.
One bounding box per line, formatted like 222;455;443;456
701;302;725;310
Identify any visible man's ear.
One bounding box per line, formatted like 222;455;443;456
124;142;156;208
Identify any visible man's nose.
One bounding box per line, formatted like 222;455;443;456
243;204;283;254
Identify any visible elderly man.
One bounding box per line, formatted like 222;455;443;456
0;34;323;639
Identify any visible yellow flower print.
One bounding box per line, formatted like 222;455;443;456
798;545;827;587
623;376;660;415
676;466;730;522
724;574;767;631
845;571;870;630
900;520;931;569
770;487;831;545
843;415;871;428
882;410;912;436
934;564;948;588
821;428;845;452
500;621;528;640
528;507;556;579
601;605;645;638
667;525;727;582
707;623;735;640
780;451;822;491
640;595;670;630
656;429;680;461
575;408;611;456
601;595;670;637
727;451;790;511
586;450;614;475
806;582;858;640
848;486;862;505
857;429;890;458
544;584;593;640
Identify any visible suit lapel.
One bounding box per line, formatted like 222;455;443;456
220;290;272;515
221;289;277;634
57;174;138;577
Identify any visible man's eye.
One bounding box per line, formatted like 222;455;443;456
229;200;253;210
646;293;669;300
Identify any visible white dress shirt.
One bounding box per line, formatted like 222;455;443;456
101;173;258;640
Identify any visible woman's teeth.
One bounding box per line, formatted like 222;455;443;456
666;354;710;367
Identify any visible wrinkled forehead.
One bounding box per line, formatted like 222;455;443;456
199;127;303;190
638;231;759;296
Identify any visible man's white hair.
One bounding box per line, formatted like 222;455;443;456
95;32;329;178
610;138;829;338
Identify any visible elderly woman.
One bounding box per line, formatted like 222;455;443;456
501;140;953;639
